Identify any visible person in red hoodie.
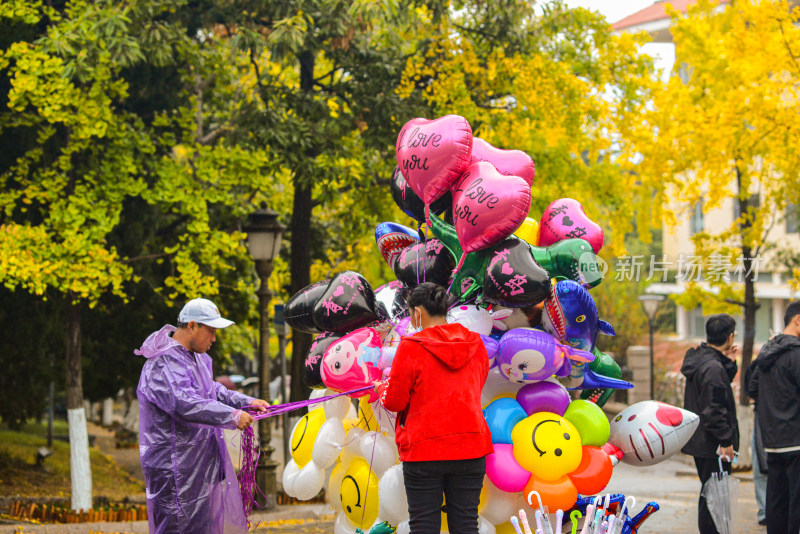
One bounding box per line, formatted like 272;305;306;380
374;282;493;534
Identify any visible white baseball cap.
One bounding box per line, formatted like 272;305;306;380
178;298;234;329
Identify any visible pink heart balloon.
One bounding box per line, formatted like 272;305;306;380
538;198;604;253
470;137;535;187
451;161;531;270
396;115;472;222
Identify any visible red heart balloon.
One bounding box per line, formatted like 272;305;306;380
470;137;535;187
396;115;472;222
538;198;604;253
451;161;531;269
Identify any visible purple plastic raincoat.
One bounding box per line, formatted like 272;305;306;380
136;325;253;534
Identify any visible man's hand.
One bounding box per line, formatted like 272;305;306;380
237;411;254;430
250;399;269;412
724;345;739;359
718;444;735;462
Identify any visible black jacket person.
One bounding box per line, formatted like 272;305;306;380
750;334;800;450
681;343;740;458
749;300;800;534
680;313;739;534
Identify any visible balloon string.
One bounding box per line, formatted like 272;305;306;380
361;428;380;528
446;253;466;295
245;386;373;420
423;224;428;283
415;235;421;286
377;402;397;426
449;295;475;311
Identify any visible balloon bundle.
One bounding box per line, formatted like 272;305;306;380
275;114;702;533
284;115;625;405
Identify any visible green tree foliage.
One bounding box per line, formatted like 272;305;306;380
0;0;276;410
0;0;661;425
0;0;279;504
226;1;437;400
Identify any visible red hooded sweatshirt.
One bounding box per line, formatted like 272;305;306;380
377;323;493;462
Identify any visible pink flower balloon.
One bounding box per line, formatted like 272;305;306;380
538;198;604;253
451;161;531;270
470;137;535;187
396;115;473;223
486;443;531;492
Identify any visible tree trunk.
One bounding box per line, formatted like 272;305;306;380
289;185;313;404
737;166;757;406
289;49;316;404
740;250;757;405
66;296;92;510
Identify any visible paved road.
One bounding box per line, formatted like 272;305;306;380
604;456;762;534
1;455;763;533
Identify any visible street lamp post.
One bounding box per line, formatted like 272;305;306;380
244;204;286;510
639;294;665;400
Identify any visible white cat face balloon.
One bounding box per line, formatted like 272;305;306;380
609;401;699;466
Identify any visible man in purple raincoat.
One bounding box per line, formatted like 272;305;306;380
136;298;268;533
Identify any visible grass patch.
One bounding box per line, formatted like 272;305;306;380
0;421;144;499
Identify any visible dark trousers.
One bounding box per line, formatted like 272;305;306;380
694;456;732;534
766;451;800;534
403;457;486;534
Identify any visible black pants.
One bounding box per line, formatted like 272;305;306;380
403;457;486;534
766;451;800;534
694;456;732;534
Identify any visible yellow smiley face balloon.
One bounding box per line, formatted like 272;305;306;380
511;412;582;481
290;407;326;468
341;457;380;529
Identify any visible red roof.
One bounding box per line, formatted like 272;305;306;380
613;0;729;31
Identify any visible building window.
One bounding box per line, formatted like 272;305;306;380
734;194;760;221
787;203;798;234
690;200;704;235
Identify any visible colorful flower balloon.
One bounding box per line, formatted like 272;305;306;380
484;393;616;511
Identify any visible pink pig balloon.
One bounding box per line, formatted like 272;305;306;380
451;161;531;271
470;137;535;187
320;328;383;401
537;198;604;253
396;115;473;224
